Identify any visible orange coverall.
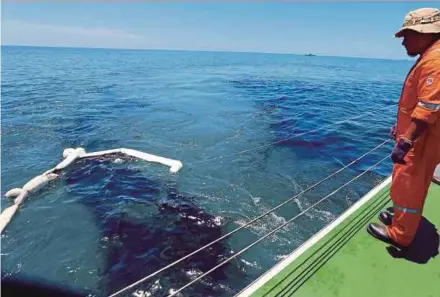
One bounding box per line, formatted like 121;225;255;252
387;39;440;247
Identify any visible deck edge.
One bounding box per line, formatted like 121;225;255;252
236;175;392;297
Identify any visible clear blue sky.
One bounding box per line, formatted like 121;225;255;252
2;2;438;59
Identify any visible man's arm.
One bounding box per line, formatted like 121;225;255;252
403;56;440;145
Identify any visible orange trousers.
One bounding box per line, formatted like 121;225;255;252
387;133;440;247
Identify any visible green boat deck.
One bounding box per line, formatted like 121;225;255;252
238;177;440;297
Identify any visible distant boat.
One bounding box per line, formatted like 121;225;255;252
304;53;316;56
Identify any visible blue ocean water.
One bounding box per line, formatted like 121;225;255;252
1;46;411;296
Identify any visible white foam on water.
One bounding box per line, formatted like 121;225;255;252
132;279;162;297
240;258;261;269
185;268;203;279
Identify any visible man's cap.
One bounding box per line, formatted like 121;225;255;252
395;8;440;38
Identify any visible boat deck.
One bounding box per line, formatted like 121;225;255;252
238;177;440;297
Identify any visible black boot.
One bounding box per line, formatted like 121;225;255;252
379;210;393;226
367;223;405;250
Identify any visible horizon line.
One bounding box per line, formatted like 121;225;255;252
1;44;413;62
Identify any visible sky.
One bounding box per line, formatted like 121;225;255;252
1;2;438;59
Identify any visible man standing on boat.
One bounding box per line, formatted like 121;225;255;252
367;8;440;249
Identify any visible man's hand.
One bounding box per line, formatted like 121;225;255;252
391;138;412;164
390;124;397;140
391;118;428;165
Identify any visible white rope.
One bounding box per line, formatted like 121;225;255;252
190;105;394;165
108;138;391;297
165;153;391;297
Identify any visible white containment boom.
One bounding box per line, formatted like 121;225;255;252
0;147;183;233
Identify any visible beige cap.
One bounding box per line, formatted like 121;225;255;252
395;8;440;38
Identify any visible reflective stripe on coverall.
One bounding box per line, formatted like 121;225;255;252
387;40;440;247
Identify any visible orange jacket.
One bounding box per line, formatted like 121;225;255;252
397;39;440;137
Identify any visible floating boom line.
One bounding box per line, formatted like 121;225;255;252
0;147;183;234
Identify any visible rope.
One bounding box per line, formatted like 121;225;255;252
190;104;394;165
166;153;391;297
108;138;391;297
